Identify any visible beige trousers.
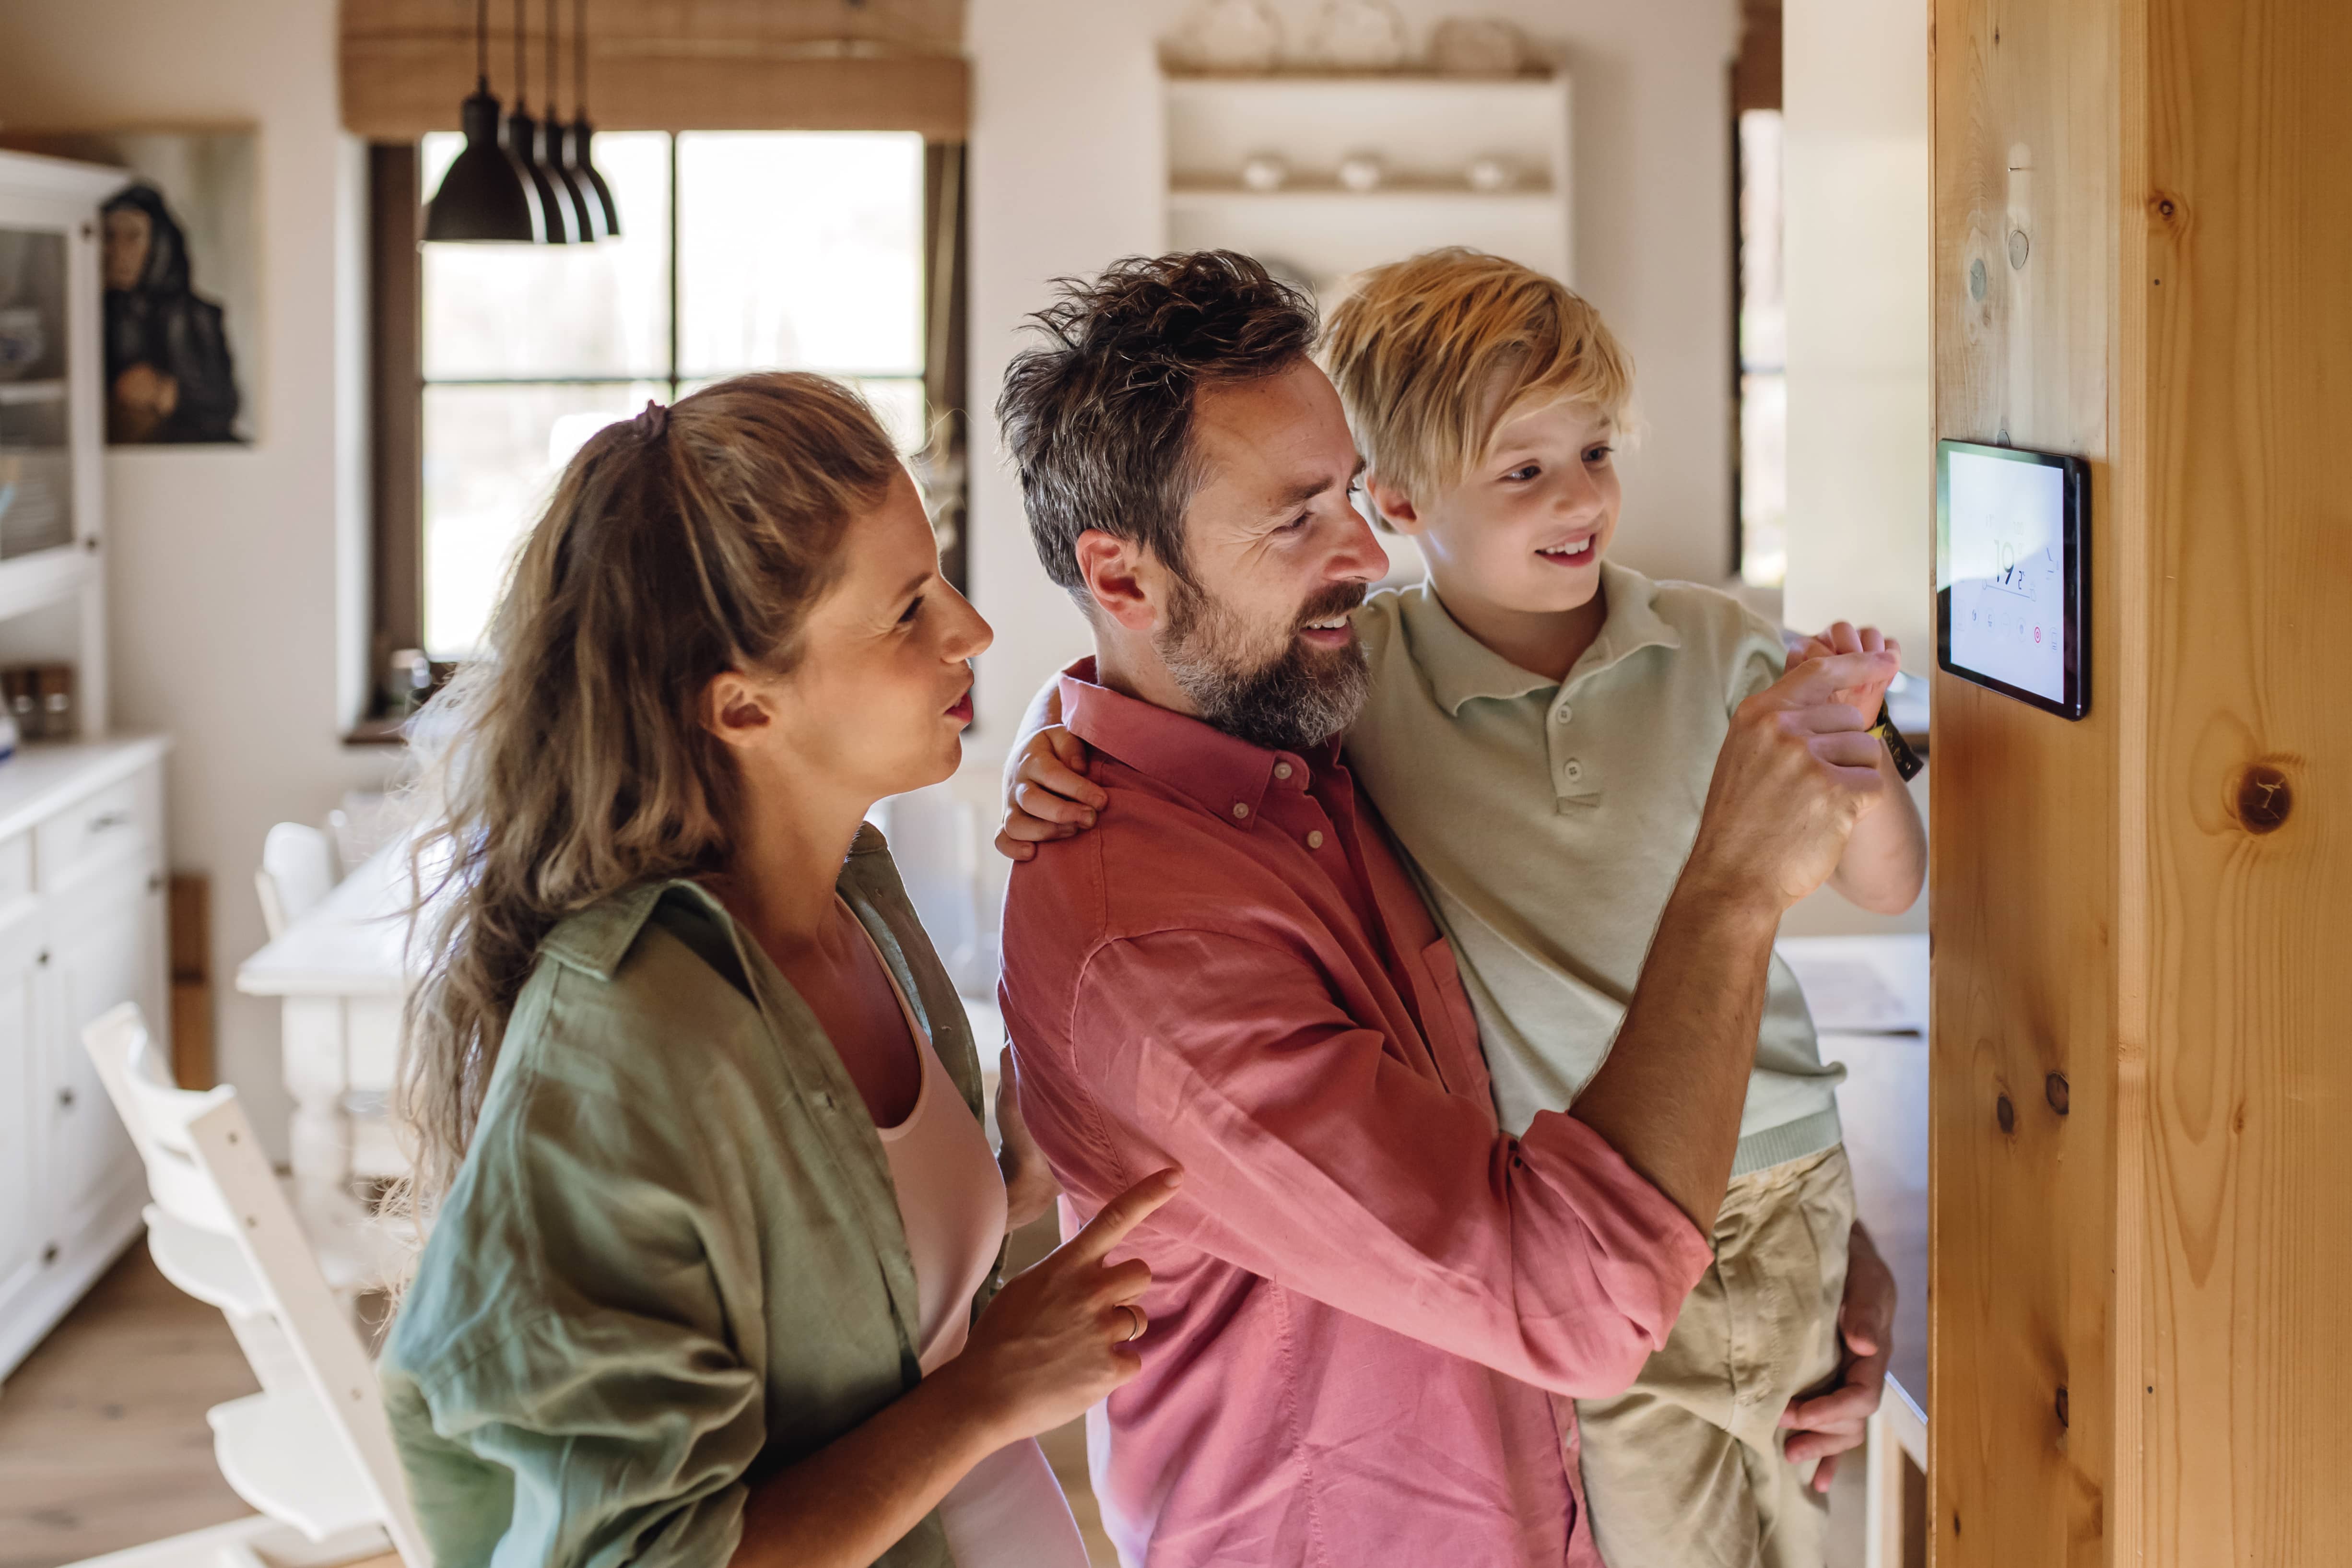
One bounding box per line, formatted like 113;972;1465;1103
1575;1145;1856;1568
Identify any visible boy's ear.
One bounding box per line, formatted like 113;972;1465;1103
1364;475;1427;536
1072;528;1165;633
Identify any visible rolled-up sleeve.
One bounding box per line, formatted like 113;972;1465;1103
1067;928;1716;1399
383;1077;765;1568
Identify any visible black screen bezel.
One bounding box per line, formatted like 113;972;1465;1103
1935;438;2090;721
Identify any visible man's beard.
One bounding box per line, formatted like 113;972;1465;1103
1157;578;1372;755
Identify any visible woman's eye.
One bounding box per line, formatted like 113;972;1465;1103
898;596;924;625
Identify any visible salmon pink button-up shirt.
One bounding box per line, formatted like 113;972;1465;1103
999;666;1717;1568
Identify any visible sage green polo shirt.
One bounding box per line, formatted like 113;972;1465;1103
1347;560;1844;1174
379;826;997;1568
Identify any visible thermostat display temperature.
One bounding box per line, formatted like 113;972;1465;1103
1946;451;2066;703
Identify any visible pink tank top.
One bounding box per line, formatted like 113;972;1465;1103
846;905;1090;1568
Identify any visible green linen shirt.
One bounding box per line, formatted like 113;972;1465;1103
1347;560;1845;1174
379;825;998;1568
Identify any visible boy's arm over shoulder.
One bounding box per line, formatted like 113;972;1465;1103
1051;918;1714;1399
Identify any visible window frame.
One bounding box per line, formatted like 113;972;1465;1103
359;134;967;737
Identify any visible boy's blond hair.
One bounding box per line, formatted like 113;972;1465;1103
1320;248;1633;518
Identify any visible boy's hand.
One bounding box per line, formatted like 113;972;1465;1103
995;725;1106;862
1779;1220;1897;1489
1791;622;1902;718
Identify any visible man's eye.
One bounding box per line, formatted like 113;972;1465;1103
1282;514;1310;532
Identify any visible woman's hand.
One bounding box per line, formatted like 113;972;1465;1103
939;1167;1182;1444
996;1047;1062;1232
994;725;1105;862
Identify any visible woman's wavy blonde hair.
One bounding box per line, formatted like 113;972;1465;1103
396;372;902;1222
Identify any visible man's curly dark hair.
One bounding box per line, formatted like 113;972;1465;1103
995;251;1318;601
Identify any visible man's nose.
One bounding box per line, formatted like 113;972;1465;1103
1328;503;1390;585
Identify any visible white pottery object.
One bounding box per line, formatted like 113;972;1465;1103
1431;17;1532;77
1241;153;1291;191
1337;152;1388;192
1309;0;1410;71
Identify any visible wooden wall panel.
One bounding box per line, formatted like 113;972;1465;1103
1932;0;2352;1561
1930;0;2126;1562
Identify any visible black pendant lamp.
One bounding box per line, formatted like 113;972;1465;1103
567;0;622;238
541;0;602;241
423;0;545;243
506;0;576;242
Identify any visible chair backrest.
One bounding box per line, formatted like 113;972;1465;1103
82;1003;430;1568
81;1001;239;1234
257;821;337;939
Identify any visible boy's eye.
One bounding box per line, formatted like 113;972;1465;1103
1503;463;1541;483
1584;445;1615;464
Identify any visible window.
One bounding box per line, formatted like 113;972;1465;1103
1735;107;1787;589
412;130;931;659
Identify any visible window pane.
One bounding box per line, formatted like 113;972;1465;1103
676;132;924;378
678;373;928;456
421;131;672;380
423;381;662;657
1737;109;1787;589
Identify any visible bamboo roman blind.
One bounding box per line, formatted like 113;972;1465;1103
340;0;969;141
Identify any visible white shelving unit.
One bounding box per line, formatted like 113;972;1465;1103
0;149;172;1382
1161;70;1573;583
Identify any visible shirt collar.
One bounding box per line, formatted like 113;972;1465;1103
1404;559;1682;716
1059;660;1333;832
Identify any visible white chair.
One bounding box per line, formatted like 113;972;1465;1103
77;1002;428;1568
256;821;339;941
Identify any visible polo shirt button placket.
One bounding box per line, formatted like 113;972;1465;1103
1232;802;1251;820
1307;830;1324;850
1273;762;1293;781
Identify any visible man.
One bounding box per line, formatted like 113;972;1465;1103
993;251;1896;1567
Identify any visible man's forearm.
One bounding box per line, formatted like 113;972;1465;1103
1569;879;1780;1233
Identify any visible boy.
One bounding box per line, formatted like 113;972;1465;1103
1000;248;1923;1566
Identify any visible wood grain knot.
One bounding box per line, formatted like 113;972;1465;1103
2236;764;2293;833
2045;1072;2070;1115
1996;1093;2016;1134
2056;1385;2070;1428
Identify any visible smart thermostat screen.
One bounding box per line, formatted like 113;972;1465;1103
1945;449;2068;703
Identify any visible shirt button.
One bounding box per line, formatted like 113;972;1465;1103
1233;802;1251;819
1553;707;1571;725
1562;759;1585;784
1273;762;1293;781
1307;830;1325;849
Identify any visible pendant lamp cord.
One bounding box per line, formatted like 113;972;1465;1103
474;0;490;92
513;0;529;112
574;0;588;114
546;0;562;118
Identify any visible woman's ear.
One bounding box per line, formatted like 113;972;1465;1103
700;669;776;753
1363;476;1427;536
1072;529;1164;633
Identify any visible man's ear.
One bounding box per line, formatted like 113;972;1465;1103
1363;475;1427;536
700;669;776;753
1072;529;1165;633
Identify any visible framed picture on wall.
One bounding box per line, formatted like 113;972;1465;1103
0;125;260;445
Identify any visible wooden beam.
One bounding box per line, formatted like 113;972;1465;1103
1931;0;2352;1561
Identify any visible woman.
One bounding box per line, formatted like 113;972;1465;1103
381;373;1176;1568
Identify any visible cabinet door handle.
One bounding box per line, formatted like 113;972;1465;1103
88;810;131;833
57;1086;74;1108
35;950;48;966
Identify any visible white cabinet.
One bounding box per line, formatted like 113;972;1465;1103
0;150;165;1384
0;743;170;1381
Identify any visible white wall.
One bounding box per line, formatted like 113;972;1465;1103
0;0;393;1156
962;0;1746;764
1780;0;1931;670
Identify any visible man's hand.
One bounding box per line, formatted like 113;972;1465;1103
995;726;1105;862
995;1047;1062;1232
1780;1220;1896;1490
1686;649;1899;913
1789;622;1903;718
